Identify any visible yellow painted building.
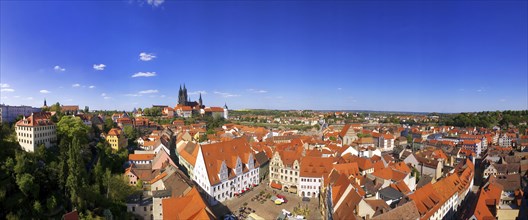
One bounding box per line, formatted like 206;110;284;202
107;128;127;151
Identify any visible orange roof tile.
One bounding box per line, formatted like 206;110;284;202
177;141;199;166
409;183;442;219
390;181;411;195
129;154;155;161
389;161;411;174
200;138;254;185
108;128;123;137
333;163;360;178
162;188;215;220
339;124;352;138
16;112;54;127
299;156;334;178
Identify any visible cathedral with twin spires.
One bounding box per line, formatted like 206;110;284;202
177;84;203;108
175;84;228;119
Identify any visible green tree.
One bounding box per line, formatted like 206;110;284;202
66;137;87;210
199;134;208;142
136;180;143;189
14;114;24;122
406;134;413;143
57;116;90;144
106;174;137;202
46;195;58;211
16;173;38;198
104;118;115;133
123;126;136;140
33;201;43;215
50;102;61;112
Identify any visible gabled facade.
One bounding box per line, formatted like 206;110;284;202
339;124;358;145
192;138;259;205
298;156;334;198
106;128;127;151
269;141;304;193
15;112;57;152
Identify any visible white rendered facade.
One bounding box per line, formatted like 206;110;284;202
299;177;322;198
15;115;56;152
193;147;260;205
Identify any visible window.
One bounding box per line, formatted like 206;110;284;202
132;207;135;212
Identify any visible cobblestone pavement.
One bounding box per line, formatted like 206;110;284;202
212;180;323;219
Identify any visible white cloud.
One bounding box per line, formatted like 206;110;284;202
139;52;156;61
248;89;268;93
146;0;165;7
139;89;158;94
0;84;14;92
54;65;65;72
500;99;507;102
101;93;107;97
104;96;112;100
125;94;141;97
337;88;342;91
89;85;95;89
188;90;207;95
214;91;240;98
160;95;166;98
1;88;14;92
13;96;20;98
93;64;106;71
72;83;81;87
26;97;33;100
131;72;157;78
40;90;51;94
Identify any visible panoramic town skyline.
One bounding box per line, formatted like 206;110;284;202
1;1;527;112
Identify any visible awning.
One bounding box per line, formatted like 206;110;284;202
271;181;283;190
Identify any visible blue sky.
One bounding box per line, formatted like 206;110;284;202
1;1;527;112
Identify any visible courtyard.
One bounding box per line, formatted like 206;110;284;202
211;180;323;220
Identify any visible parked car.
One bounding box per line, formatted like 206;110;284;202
277;194;288;203
302;197;310;202
223;214;237;220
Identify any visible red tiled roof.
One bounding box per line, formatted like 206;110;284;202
108;128;123;137
390;181;411;195
162;188;215;220
200;138;254;185
333;163;361;178
15;112;54;127
63;210;79;220
339;124;352;138
472;183;502;220
61;105;79;112
129;154;155;161
176;106;193;111
409;183;442;219
299;156;334;178
204;107;224;112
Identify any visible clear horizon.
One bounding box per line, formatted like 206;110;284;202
1;1;527;112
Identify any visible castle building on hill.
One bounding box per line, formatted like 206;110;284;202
178;84;201;108
176;84;228;119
